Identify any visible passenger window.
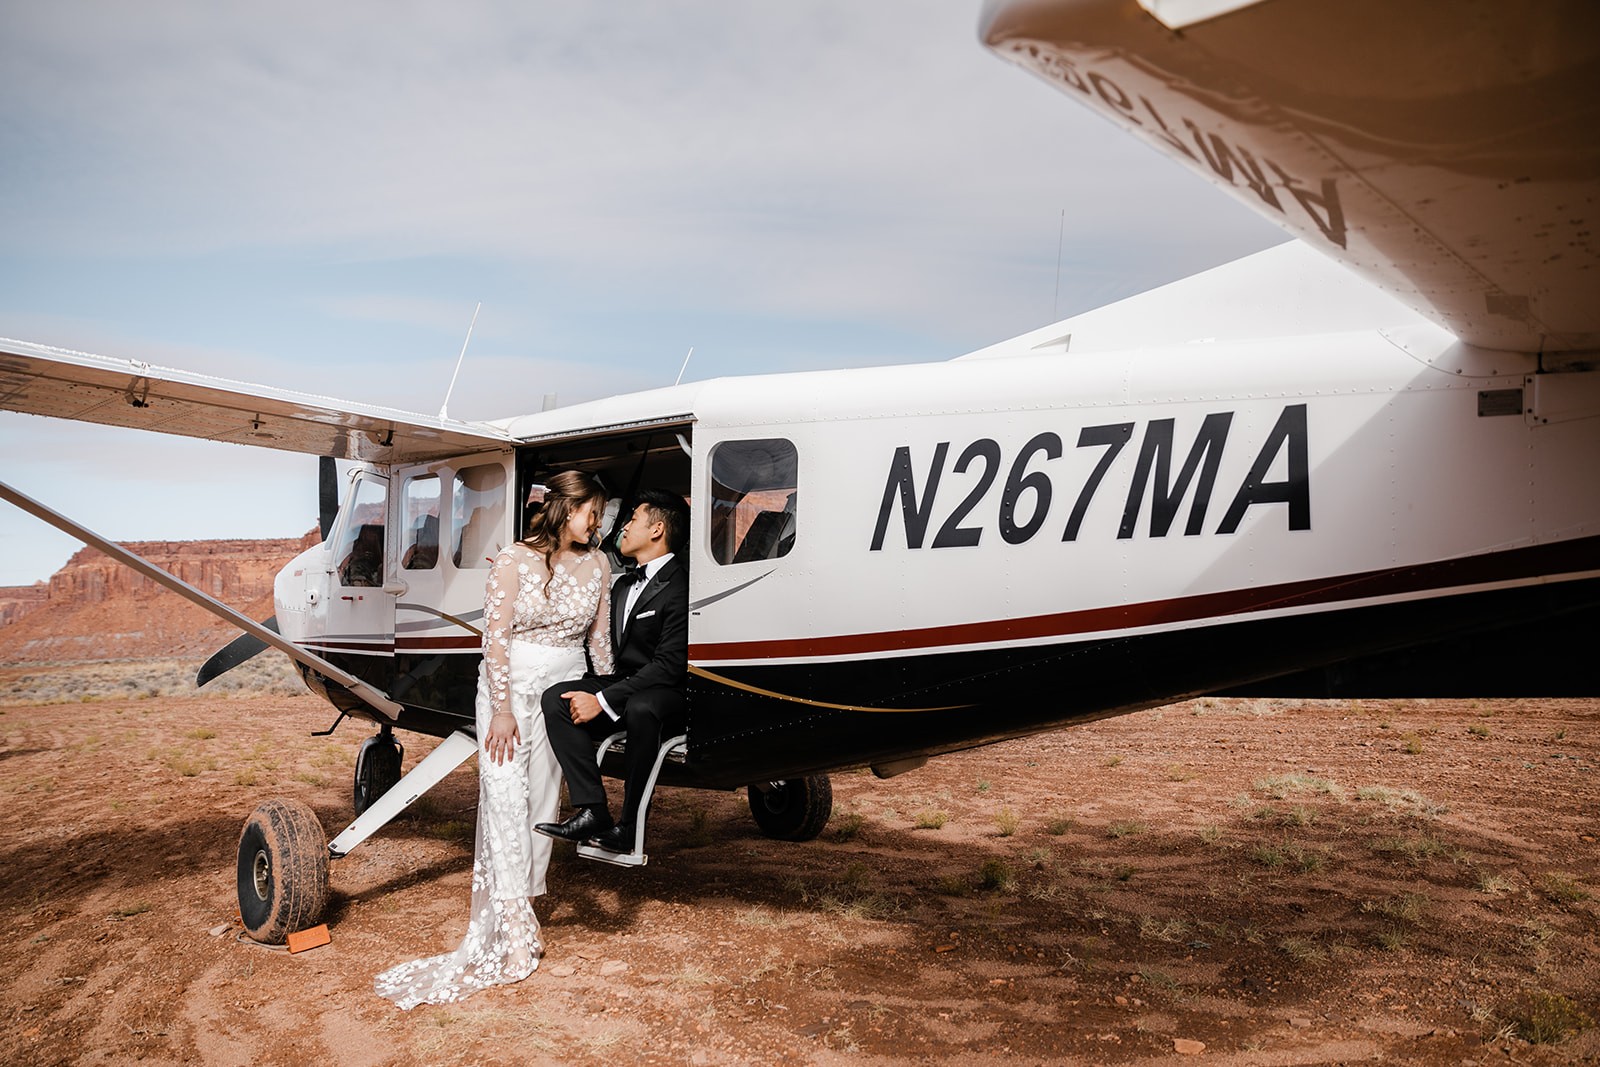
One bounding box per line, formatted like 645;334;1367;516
400;475;441;570
334;476;388;587
452;463;507;568
710;438;797;565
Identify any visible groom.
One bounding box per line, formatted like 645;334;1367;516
536;488;690;854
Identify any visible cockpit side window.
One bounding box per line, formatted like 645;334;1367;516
334;475;388;587
709;438;797;565
400;474;441;570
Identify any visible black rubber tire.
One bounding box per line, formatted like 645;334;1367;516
747;774;833;841
237;798;329;945
352;733;403;815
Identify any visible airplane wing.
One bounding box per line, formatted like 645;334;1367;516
0;337;515;463
980;0;1600;354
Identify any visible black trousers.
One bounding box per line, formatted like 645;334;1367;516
542;676;686;827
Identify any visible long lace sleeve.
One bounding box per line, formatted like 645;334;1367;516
587;553;615;675
481;546;522;719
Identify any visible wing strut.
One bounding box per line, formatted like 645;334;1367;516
0;479;403;721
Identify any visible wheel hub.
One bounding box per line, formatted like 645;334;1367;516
251;849;271;901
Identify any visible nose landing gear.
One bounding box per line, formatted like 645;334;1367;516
353;725;404;815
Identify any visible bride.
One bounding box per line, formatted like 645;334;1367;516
376;470;613;1009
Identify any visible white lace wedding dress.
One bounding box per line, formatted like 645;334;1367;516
375;543;612;1009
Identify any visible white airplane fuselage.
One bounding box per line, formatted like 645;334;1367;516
276;299;1600;787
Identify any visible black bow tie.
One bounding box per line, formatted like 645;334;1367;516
626;568;650;587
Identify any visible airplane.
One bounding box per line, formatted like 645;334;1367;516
1;0;1595;945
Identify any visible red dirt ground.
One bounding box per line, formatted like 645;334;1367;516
1;679;1596;1064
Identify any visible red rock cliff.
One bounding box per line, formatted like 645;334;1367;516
0;583;48;628
0;531;320;664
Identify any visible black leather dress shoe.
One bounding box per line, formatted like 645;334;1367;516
535;807;613;842
591;824;636;854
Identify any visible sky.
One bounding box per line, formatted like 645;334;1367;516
0;1;1284;586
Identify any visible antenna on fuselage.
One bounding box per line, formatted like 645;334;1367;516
438;301;481;421
674;346;694;386
1052;208;1065;321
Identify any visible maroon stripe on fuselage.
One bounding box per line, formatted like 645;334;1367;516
690;536;1600;662
395;636;482;651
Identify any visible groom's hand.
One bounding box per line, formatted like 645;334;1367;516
564;691;604;724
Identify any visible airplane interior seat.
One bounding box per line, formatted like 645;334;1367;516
339;522;385;586
454;507;490;567
402;513;439;570
732;492;796;564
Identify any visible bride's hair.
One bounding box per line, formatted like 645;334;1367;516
521;470;607;589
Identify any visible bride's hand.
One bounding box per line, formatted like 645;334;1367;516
485;710;520;764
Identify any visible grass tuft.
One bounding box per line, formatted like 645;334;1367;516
1370;834;1457;864
1541;871;1591;904
1137;916;1190;943
1137;967;1181;991
830;812;865;843
978;859;1018;893
1278;937;1326;963
1355;785;1447;817
1362;892;1428;924
1252;843;1324;873
1254;773;1342;799
818;863;903;920
1506;992;1595;1045
683;805;714;848
1474;869;1513;895
1374;925;1409;951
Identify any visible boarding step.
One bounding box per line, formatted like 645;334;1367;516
575;732;688;868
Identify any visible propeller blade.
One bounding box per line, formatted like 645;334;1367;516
196;616;279;687
319;456;338;541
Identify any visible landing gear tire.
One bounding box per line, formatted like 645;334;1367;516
353;729;403;815
237;798;329;944
747;774;833;841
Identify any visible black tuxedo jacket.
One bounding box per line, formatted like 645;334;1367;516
599;554;689;712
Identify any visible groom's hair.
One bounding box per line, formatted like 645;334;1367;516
636;489;689;553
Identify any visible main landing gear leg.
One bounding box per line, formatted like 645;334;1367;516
235;730;479;944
